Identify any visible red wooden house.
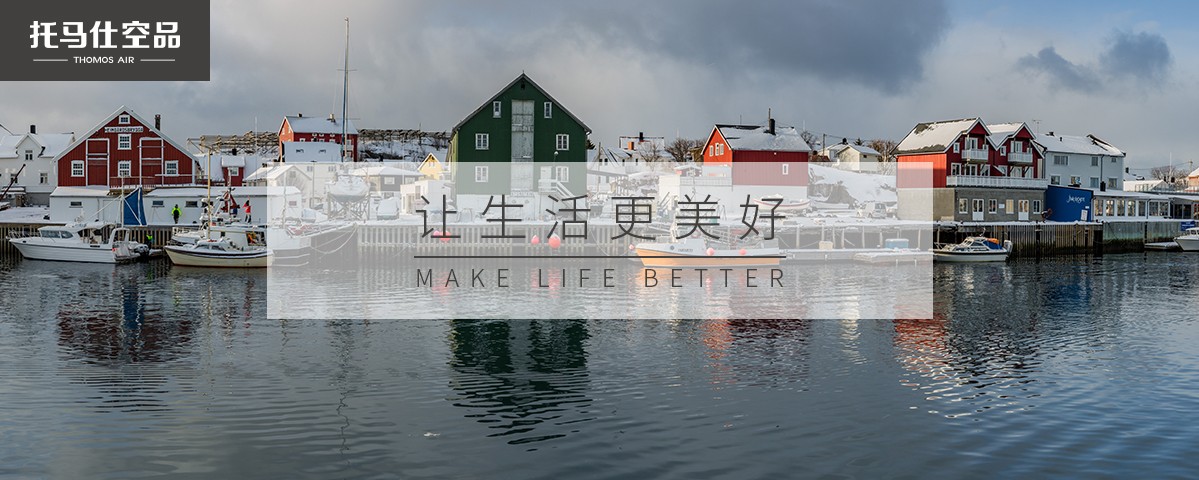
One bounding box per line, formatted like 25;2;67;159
700;119;811;186
278;113;359;162
55;106;200;188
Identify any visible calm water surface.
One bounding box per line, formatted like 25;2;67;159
0;253;1197;478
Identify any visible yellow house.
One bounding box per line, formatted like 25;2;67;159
418;150;449;179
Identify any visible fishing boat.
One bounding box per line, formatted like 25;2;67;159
1175;227;1199;252
9;222;150;264
754;195;811;212
633;237;782;268
933;237;1012;263
164;227;271;267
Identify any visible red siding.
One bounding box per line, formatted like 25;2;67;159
224;166;243;187
279;118;360;161
58;110;196;188
701;127;732;165
897;153;946;188
730;151;809;186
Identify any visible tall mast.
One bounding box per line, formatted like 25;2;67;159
341;17;350;162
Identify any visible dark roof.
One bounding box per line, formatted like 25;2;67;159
452;73;591;134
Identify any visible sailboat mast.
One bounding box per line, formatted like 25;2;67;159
341;17;350;162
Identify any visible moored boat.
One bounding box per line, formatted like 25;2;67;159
9;223;149;264
634;237;782;268
165;226;270;267
933;237;1012;263
1175;228;1199;252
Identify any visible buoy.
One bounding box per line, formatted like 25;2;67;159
440;230;451;243
531;235;540;245
628;244;635;251
706;247;715;256
739;248;747;256
548;235;562;249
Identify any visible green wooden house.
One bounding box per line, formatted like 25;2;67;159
449;74;590;197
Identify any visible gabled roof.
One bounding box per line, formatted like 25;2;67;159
452;73;591;134
825;143;881;157
243;164;312;183
52;106;197;168
985;122;1027;146
1033;133;1124;157
896;117;989;155
714;123;811;152
283;115;357;135
1188;166;1199;178
0;132;75;159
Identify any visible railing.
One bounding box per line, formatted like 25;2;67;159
1008;151;1034;164
946;175;1049;189
679;176;732;187
962;149;989;162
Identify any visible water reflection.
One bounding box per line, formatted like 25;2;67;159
447;319;592;445
697;319;813;389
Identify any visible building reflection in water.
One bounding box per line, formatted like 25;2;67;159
447;319;592;445
696;319;812;389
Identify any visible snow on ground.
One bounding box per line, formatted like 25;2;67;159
809;164;897;203
0;206;55;224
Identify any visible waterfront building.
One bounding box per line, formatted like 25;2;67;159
418;150;449;180
1034;132;1125;191
53;107;201;190
0;124;75;205
280;141;342;163
895;118;1047;222
700;119;811;187
278;114;359;162
448;73;590;215
821;142;882;172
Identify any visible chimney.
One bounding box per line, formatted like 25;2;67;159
768;118;776;135
1047;131;1054;137
154;114;161;130
298;113;303;118
638;132;644;142
29;125;36;134
328;113;336;123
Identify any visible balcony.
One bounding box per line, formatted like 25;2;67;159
945;175;1049;189
1008;151;1034;164
962;149;989;162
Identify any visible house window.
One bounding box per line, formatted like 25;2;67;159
151;200;164;207
1091;156;1099;166
1050;175;1060;185
475;133;489;150
117;161;131;177
383;177;395;185
1032;200;1042;214
118;134;132;150
24;150;33;161
950;163;960;176
70;201;83;208
544;102;553;118
475;165;489;182
71;160;84;177
1111;157;1117;163
1070;175;1082;186
965;137;978;150
988;199;998;214
556;134;569;151
39;172;48;184
555;165;570;182
1108;178;1118;188
165;161;178;176
782;163;790;175
1018;200;1030;213
1000;146;1007;156
185;201;198;208
229;167;240;176
1090;177;1100;188
958;198;968;214
1053;155;1068;166
119;114;130;125
1011;141;1022;153
1005;199;1014;212
493;101;501;118
715;143;724;156
953;143;960;153
972;198;984;214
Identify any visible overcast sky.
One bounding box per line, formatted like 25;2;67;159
2;0;1198;174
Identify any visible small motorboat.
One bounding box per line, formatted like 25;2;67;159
9;222;149;264
164;227;271;268
754;195;811;213
1175;227;1199;252
633;237;782;268
933;237;1012;263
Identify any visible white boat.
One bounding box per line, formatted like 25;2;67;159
9;223;149;264
933;237;1012;263
1175;227;1199;252
164;226;270;268
854;238;932;264
634;237;782;268
754;195;810;212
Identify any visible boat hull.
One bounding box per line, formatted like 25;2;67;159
1175;236;1199;252
164;246;272;268
11;240;131;264
932;250;1009;263
634;248;781;268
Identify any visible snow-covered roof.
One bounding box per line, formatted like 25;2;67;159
716;124;811;152
0;135;20;158
282;141;341;162
50;186;112;197
220;155;247;168
1034;133;1124;157
1189;166;1199;178
825;143;881;157
243;164;311;183
52;106;196;169
349;165;423;177
985;122;1027;148
1123;179;1165;191
284;115;357;135
0;132;74;159
896;118;983;155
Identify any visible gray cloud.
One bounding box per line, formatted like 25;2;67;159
1018;30;1171;93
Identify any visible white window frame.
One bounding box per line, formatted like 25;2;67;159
544;102;552;119
119;114;130;125
1032;200;1042;214
1070;175;1082;186
782;163;790;175
950;163;960;176
1108;177;1118;188
24;149;34;161
475;133;489;150
383;177;396;185
493;101;502;118
988;199;998;214
958;198;968;214
1050;175;1061;185
999;146;1006;156
117;160;132;178
118;134;132;150
1018;200;1030;214
1053;154;1068;166
965;137;978;150
1011;141;1022;153
715;143;724;156
475;165;489;182
555;165;569;182
1091;156;1099;166
39;172;48;184
71;160;84;177
165;160;178;176
953;143;960;153
556;133;569;151
1090;177;1100;188
228;166;240;177
972;198;984;213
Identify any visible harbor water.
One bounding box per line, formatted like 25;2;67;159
0;252;1197;477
